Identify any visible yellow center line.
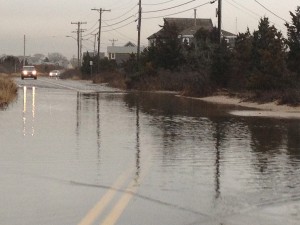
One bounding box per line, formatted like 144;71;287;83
100;159;152;225
77;166;134;225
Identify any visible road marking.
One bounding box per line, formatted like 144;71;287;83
100;159;152;225
77;167;134;225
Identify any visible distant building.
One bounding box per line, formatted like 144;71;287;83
148;17;236;47
148;18;214;46
107;42;145;64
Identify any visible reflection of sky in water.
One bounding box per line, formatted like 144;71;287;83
0;89;299;224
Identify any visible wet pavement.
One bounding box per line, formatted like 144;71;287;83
0;77;299;225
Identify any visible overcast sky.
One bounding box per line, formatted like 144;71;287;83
0;0;299;59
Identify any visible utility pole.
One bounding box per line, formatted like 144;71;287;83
92;33;98;56
109;39;118;47
91;8;111;58
137;0;142;70
23;35;26;66
71;21;87;68
217;0;222;43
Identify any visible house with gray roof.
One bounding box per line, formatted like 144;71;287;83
148;17;236;47
107;42;145;64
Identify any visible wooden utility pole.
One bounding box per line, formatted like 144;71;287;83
23;35;26;66
92;33;98;56
71;22;87;68
137;0;142;69
217;0;222;43
91;8;111;58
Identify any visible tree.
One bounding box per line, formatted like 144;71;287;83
211;39;232;87
0;56;20;73
250;17;287;89
144;22;185;71
231;28;253;90
191;27;219;70
285;7;300;77
48;52;68;67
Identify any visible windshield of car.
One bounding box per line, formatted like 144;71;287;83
22;66;35;71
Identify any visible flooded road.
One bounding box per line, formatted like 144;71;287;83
1;78;300;225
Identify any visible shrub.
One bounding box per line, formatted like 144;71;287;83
0;76;17;107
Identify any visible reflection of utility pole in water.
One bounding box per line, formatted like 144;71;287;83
22;86;36;136
135;97;141;182
96;93;101;165
76;92;82;152
214;122;222;199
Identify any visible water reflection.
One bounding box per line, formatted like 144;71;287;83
135;95;141;183
123;92;300;197
22;86;36;136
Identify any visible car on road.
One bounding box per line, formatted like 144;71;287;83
49;70;60;78
21;66;37;80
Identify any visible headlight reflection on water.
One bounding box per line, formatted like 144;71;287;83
22;86;36;136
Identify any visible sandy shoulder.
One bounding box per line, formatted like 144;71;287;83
197;95;300;119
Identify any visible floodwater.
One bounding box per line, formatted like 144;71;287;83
0;81;300;225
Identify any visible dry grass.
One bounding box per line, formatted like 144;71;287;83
0;76;18;107
92;71;127;89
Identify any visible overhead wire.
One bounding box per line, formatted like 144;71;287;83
254;0;288;23
143;0;198;13
102;15;135;28
103;21;136;43
225;0;285;31
143;0;216;20
102;20;136;32
104;4;137;22
143;0;177;6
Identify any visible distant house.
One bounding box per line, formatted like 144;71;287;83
148;18;213;46
107;42;145;64
148;17;236;47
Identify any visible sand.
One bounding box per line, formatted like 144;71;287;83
198;95;300;119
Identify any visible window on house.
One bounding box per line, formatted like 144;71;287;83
110;53;115;59
183;38;190;45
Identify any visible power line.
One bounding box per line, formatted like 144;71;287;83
143;0;177;6
143;0;217;20
103;21;136;43
143;0;198;13
104;4;137;22
254;0;288;23
102;20;136;32
102;15;135;28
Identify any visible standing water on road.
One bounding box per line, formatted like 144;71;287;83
0;83;300;225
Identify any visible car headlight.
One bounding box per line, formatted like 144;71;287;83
32;71;37;75
23;71;28;75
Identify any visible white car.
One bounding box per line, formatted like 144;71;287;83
49;70;60;78
21;66;37;80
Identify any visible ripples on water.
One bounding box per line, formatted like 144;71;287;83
122;92;300;220
1;89;300;224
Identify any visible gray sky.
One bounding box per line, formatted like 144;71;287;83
0;0;299;59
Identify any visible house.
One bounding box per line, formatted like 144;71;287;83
148;17;236;47
107;42;145;64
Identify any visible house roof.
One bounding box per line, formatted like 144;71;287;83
165;18;213;31
221;30;236;37
148;17;213;39
124;41;136;47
